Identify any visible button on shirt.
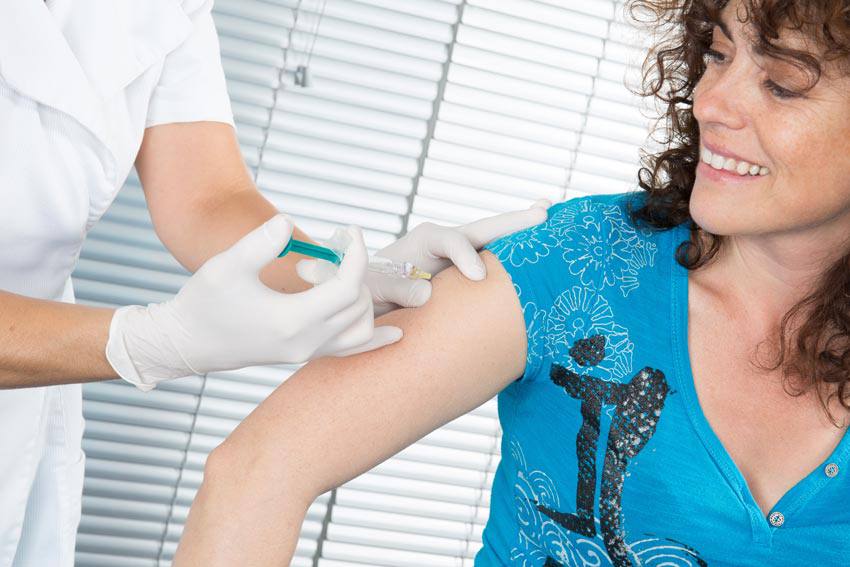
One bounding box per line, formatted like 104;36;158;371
476;192;850;566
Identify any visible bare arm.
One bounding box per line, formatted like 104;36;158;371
0;291;117;387
136;121;316;293
173;251;527;566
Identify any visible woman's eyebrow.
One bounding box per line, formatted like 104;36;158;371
716;17;733;42
714;14;768;57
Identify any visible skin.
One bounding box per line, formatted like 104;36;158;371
0;122;316;388
688;0;850;514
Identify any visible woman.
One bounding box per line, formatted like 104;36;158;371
0;1;544;565
174;0;850;565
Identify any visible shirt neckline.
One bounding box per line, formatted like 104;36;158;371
668;223;850;543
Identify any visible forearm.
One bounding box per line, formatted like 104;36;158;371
137;123;315;293
173;448;312;567
0;290;117;388
155;186;315;293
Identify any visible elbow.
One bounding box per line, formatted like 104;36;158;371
200;439;316;515
175;439;315;565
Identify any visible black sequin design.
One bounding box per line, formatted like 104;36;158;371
533;334;706;567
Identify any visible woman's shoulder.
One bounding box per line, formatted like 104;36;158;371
547;190;649;234
486;191;658;268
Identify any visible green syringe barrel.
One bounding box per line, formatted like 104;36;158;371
278;238;342;265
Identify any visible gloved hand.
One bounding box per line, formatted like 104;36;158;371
106;215;402;391
368;199;551;316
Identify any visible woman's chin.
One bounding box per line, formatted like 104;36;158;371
689;184;750;236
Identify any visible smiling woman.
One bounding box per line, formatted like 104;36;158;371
629;0;850;423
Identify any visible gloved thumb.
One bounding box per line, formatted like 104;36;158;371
296;258;337;285
458;202;550;249
331;325;404;357
370;274;432;310
221;214;294;272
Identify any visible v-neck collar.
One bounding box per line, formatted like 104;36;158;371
668;223;850;545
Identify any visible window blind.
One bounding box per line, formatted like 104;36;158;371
71;1;653;565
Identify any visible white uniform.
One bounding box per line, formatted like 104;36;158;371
0;1;233;564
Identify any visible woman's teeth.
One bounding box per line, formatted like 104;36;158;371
701;147;769;177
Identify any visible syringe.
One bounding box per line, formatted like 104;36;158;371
278;238;432;280
365;256;432;280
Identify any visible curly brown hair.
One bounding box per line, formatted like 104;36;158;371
623;0;850;423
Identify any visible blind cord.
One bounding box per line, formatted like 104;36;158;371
254;0;304;185
399;0;466;237
303;0;328;71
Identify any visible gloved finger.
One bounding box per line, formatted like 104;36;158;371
314;287;376;356
369;273;432;310
219;214;294;273
329;325;404;357
296;259;337;285
294;226;368;315
326;226;352;252
321;310;373;355
426;229;487;281
373;302;395;318
322;285;372;335
333;225;368;288
457;203;550;249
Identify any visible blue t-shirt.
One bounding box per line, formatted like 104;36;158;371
476;192;850;566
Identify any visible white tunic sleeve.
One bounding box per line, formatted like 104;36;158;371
145;0;234;128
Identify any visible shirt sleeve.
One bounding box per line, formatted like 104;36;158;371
484;202;567;385
145;0;234;128
485;194;637;385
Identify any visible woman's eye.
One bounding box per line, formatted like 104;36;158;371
704;48;726;64
763;80;800;99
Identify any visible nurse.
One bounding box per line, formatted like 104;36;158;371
0;1;547;566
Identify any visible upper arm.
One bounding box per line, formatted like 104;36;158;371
213;250;527;500
135;121;250;219
137;0;240;229
134;122;273;274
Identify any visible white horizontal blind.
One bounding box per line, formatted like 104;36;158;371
72;1;653;566
221;0;459;250
409;0;656;231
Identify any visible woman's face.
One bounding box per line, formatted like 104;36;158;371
690;1;850;245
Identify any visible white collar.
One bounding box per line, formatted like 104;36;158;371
0;0;191;148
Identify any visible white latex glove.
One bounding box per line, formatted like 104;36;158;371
106;215;402;391
368;199;552;316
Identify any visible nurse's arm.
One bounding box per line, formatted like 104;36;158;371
0;290;118;387
136;121;314;293
172;251;527;566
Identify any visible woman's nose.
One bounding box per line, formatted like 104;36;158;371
693;64;749;131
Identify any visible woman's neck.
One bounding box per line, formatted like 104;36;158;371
691;225;845;336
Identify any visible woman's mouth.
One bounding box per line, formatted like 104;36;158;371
700;145;770;177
